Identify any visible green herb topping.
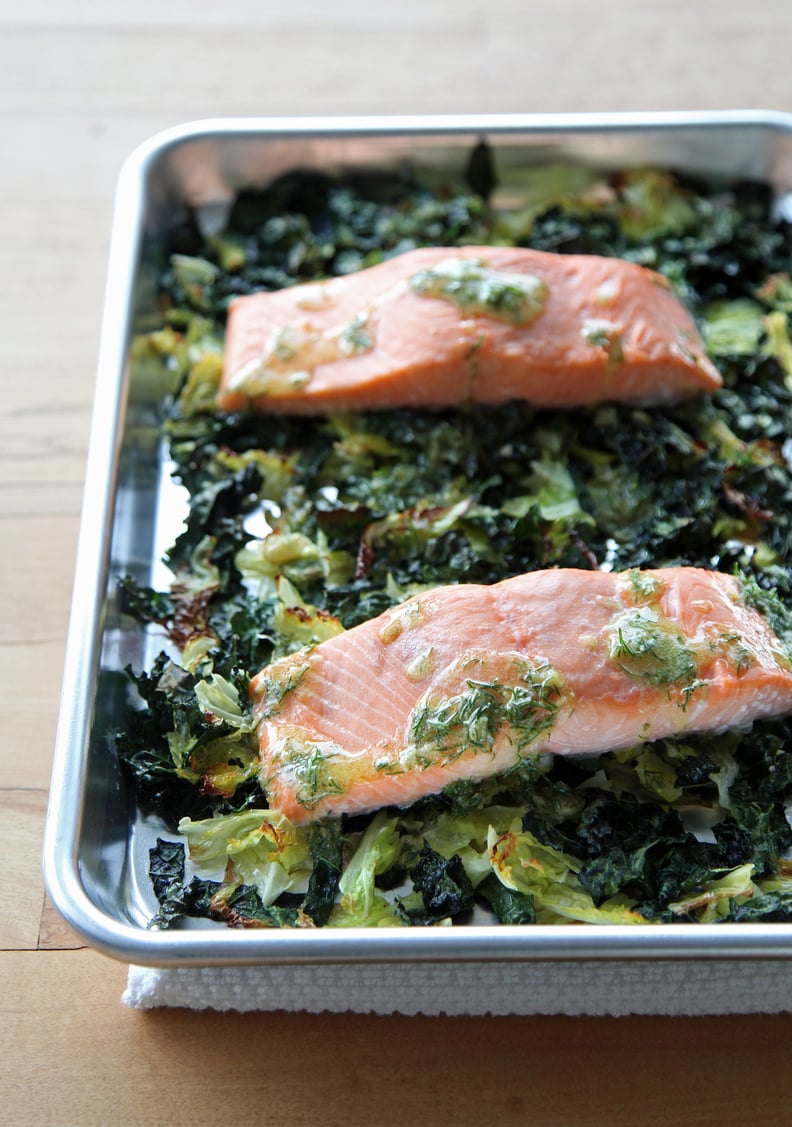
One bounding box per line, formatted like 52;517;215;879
229;310;375;398
404;656;564;769
607;606;697;686
409;256;548;325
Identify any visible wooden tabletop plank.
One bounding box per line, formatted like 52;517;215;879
5;5;792;131
0;790;47;950
3;948;792;1127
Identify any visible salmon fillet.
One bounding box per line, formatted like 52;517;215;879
251;567;792;824
218;246;721;413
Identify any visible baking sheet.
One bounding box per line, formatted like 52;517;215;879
43;111;792;967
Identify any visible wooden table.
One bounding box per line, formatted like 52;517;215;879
4;3;792;1123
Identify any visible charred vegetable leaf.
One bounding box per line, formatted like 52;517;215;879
466;139;498;201
478;873;536;924
403;843;475;924
730;891;792;922
149;839;188;928
207;885;301;928
301;821;344;926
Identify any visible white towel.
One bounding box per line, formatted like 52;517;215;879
123;958;792;1015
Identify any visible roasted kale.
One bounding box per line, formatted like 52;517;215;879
119;154;792;929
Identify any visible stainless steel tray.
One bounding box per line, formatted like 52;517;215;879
43;111;792;967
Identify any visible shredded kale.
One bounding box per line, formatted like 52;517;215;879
401;843;475;925
148;839;188;928
301;821;345;926
125;153;792;930
478;873;536;925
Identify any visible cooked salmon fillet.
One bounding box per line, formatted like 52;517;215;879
218;246;721;413
251;567;792;824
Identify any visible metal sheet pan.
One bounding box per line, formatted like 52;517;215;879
43;111;792;967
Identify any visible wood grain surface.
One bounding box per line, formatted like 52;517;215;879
4;3;792;1124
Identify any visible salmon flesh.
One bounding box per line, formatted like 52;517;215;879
251;568;792;824
218;246;721;413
